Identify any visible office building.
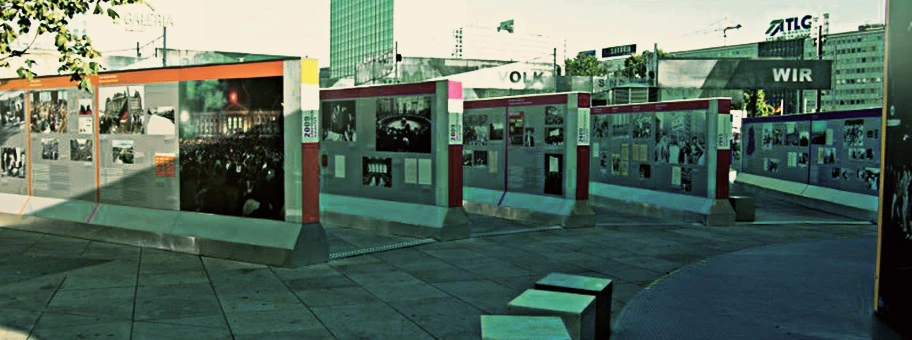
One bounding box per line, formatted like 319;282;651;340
452;22;566;64
329;0;467;79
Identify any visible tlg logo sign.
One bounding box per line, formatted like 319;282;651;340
766;15;814;38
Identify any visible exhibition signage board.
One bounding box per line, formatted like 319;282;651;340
318;80;469;239
876;0;912;336
657;59;833;91
740;108;881;196
590;98;731;200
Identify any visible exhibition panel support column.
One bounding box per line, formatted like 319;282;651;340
318;81;470;241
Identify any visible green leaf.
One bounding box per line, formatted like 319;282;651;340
106;8;119;20
24;59;35;67
55;33;66;47
94;3;103;14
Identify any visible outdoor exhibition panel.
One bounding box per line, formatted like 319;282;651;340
589;98;735;226
318;80;470;240
737;108;880;219
0;59;329;267
877;0;912;335
462;92;594;228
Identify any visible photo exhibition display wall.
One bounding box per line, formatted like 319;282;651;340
0;59;303;223
462;93;590;200
590;99;732;198
740;108;882;196
319;81;463;208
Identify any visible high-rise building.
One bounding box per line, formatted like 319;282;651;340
329;0;466;79
452;22;566;64
667;24;885;113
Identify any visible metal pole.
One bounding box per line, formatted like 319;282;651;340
815;25;822;112
395;42;399;83
162;26;167;67
553;47;557;92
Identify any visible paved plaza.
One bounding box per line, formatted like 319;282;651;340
0;198;887;339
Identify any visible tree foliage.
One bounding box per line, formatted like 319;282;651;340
743;89;774;117
564;54;608;77
1;0;147;92
621;49;671;79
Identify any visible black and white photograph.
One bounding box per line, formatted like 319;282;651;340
489;119;505;141
464;114;490;146
680;167;693;193
772;125;785;146
598;151;610;176
859;167;880;191
639;164;651;180
322;100;356;142
544;105;564;126
867;129;879;140
112;140;135;165
1;147;25;179
524;128;536;147
849;148;870;161
178;76;285;221
798;152;810;168
611;114;630;138
611;154;621;175
800;131;810;147
473;150;488;168
762;124;773;150
764;158;780;173
376;96;432;153
544;153;563;196
31;90;68;133
785;124;800;146
832;167;852;180
823;147;837;164
462;149;473;167
0;92;25;128
654;112;707;166
70;139;93;162
41;138;59;160
362;157;392;187
98;86;144;134
509;112;524;145
811;121;827;145
632;114;652;139
593;115;610;139
843;119;865;148
545;127;564;146
78;99;93;116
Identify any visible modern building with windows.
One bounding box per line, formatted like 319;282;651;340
451;22;566;64
329;0;467;79
667;24;884;113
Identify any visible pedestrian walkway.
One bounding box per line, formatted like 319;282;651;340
0;208;878;339
612;234;902;339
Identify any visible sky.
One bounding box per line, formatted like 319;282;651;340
65;0;885;68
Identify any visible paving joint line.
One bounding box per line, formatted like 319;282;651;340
470;225;563;238
739;220;874;226
198;255;237;340
329;238;437;261
266;266;341;340
129;248;143;340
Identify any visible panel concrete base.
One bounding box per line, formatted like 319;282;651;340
589;182;736;226
464;187;595;228
733;173;878;222
0;193;330;267
319;193;471;241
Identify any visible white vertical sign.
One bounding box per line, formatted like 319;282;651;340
302;109;319;143
577;108;591;146
448;99;464;145
717;114;732;149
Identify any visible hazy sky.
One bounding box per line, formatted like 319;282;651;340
75;0;885;68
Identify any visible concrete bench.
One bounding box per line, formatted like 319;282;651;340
534;273;613;339
507;289;596;340
480;315;571;340
728;195;756;222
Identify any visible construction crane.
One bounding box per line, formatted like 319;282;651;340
683;17;743;46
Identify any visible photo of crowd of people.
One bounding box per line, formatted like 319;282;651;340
843;119;865;148
1;147;25;179
632;114;652;139
463;114;490;146
376;96;433;153
509;112;525;146
472;150;488;168
41;138;59;160
858;167;880;191
811;121;828;145
179;76;285;221
322;100;356;142
654;112;707;166
544;106;564;126
592;115;610;139
30;90;68;133
611;114;630;138
362;157;392;187
765;158;781;173
545;127;564;146
70;139;93;162
98;86;146;135
0;92;25;128
112;140;135;165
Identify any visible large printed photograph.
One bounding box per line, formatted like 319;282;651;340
99;85;177;135
464;113;490;146
321;100;356;142
0;147;25;179
0;92;25;129
376;96;433;153
654;111;707;166
30;90;68;133
178;76;285;221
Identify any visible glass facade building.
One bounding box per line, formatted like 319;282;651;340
330;0;395;79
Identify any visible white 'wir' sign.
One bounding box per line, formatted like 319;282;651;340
577;108;591;146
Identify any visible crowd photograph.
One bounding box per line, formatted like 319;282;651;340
1;147;25;179
70;139;93;162
41;138;59;160
0;92;25;128
99;86;147;135
376;96;433;153
463;114;490;146
179;76;286;221
30;91;68;134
